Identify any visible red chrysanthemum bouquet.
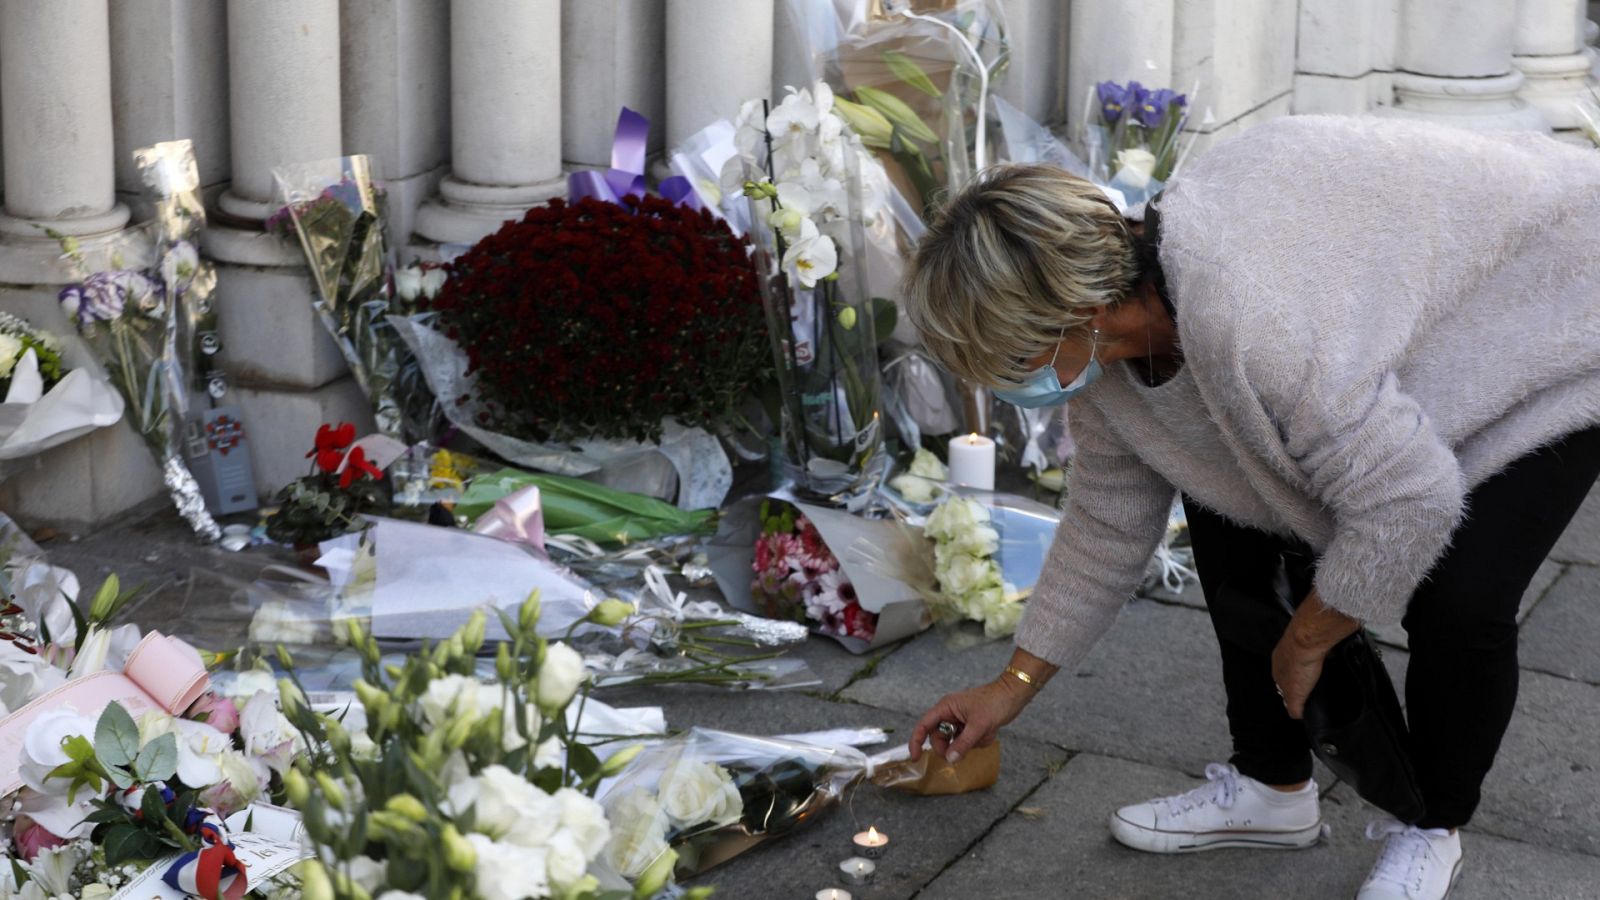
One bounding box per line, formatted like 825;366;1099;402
265;421;390;545
426;196;771;444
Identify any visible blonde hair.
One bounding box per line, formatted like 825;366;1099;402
902;164;1139;386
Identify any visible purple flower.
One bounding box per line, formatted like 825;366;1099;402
1096;81;1131;125
58;270;164;328
1136;88;1186;129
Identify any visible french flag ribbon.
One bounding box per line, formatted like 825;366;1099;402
161;812;249;900
568;107;704;213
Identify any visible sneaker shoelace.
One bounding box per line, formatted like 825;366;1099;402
1365;820;1443;893
1155;763;1240;817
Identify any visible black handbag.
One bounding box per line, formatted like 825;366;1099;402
1209;550;1427;824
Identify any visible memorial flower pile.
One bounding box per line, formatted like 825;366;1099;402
426;196;770;445
0;313;64;400
751;500;876;643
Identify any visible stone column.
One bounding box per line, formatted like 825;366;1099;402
563;0;666;167
0;0;162;528
414;0;564;247
999;0;1069;125
109;0;231;220
1512;0;1595;138
1382;0;1547;130
341;0;452;246
665;0;775;148
1066;0;1175;141
208;2;369;495
0;0;131;277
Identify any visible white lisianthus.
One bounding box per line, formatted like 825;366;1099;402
536;643;586;712
80;884;115;900
924;496;986;542
440;751;478;818
393;266;423;301
472;765;561;848
240;690;303;775
248;600;319;645
657;759;743;830
419;674;484;728
889;473;941;504
603;789;671;879
781;218;838;288
543;830;589;890
553;787;612;859
346;856;387;893
137;710;178;745
221;668;278;702
19;708;97;797
466;833;550;900
1114;147;1159;191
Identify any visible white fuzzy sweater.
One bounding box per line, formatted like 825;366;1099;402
1018;115;1600;671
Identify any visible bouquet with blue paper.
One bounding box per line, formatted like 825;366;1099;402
1082;79;1198;211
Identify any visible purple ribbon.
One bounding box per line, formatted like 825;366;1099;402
568;107;703;213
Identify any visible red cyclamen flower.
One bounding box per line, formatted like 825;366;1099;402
340;446;383;488
307;422;357;473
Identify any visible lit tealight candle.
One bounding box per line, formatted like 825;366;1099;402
947;433;996;491
852;825;890;859
839;857;877;885
815;890;853;900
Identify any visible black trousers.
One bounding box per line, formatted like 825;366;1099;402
1184;425;1600;829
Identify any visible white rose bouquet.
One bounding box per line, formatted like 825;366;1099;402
923;496;1024;638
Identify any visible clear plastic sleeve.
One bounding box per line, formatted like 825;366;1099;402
269;156;436;442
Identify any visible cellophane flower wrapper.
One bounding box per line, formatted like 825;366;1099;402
270;155;435;442
597;727;873;881
153;520;810;693
389;312;734;510
56;142;222;541
0;314;123;467
1080;79;1200;213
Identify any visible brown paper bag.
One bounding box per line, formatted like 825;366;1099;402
872;740;1001;795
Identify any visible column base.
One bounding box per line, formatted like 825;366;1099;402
232;378;375;496
1514;51;1597;130
412;173;567;246
1379;70;1549;131
0;210;144;284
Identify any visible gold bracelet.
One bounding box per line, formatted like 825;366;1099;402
1003;666;1040;689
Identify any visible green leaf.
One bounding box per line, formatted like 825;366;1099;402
103;823;158;867
140;783;169;824
567;743;601;782
134;732;178;783
67;598;89;654
883;49;942;98
95;701;140;768
61;734;97;765
9;858;27;888
871;297;899;346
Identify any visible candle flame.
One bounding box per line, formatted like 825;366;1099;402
868;826;881;841
966;434;979;444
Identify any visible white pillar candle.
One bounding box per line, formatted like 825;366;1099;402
947;434;996;491
815;891;852;900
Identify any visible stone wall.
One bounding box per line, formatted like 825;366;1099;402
0;0;1591;528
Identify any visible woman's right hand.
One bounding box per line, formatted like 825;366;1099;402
908;675;1036;764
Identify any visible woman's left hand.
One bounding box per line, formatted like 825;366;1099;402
1272;590;1363;720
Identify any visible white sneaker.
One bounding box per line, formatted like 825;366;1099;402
1108;763;1324;853
1355;820;1463;899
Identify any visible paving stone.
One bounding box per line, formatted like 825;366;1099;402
1470;666;1600;858
1517;564;1600;683
919;752;1600;900
1369;558;1565;651
1550;485;1600;565
842;598;1238;775
590;686;1069;900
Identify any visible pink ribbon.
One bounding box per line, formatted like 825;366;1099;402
472;484;547;552
0;631;210;797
